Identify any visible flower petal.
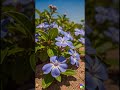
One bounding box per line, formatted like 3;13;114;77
55;42;62;47
55;37;62;41
51;67;60;77
75;61;79;67
50;56;58;63
70;56;76;65
58;56;66;63
42;63;53;74
58;64;68;72
67;41;73;48
86;72;97;89
61;43;67;47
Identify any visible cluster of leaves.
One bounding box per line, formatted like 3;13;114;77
35;5;85;89
1;0;35;89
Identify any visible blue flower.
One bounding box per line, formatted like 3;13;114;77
78;37;85;44
63;32;73;40
55;36;74;48
95;14;107;24
1;19;9;38
104;27;119;43
36;22;49;29
57;26;65;35
2;0;17;6
42;56;68;77
50;22;58;28
75;29;85;36
35;33;40;42
68;49;80;67
86;24;93;35
85;55;108;90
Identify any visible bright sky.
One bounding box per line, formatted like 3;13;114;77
35;0;85;23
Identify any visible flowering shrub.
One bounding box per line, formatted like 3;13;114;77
35;5;85;88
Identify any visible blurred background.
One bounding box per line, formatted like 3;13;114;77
86;0;119;90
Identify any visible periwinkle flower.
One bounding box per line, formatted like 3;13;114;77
18;0;33;5
86;46;96;55
86;24;93;35
36;22;49;29
57;26;65;35
50;22;58;28
42;56;68;77
107;8;119;24
95;6;108;14
35;33;40;42
95;14;107;24
55;36;74;48
78;37;85;44
1;19;9;38
104;27;119;43
68;49;80;67
63;32;73;40
85;55;108;90
95;6;119;24
75;28;85;36
2;0;17;6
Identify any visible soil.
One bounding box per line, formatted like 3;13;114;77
35;60;85;90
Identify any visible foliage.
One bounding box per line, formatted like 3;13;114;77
35;5;85;88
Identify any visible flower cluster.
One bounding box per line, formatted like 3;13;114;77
75;28;85;44
37;22;85;77
35;5;85;89
40;23;84;77
95;6;119;24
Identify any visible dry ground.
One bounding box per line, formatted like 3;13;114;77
35;60;85;90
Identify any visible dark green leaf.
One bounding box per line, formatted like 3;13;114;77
48;28;58;40
35;46;45;53
30;53;36;71
0;48;9;64
42;74;54;89
7;47;24;56
39;50;48;62
39;30;48;41
3;11;33;39
8;24;27;35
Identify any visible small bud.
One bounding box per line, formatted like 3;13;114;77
48;5;57;12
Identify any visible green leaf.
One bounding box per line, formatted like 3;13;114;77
30;53;36;72
35;46;45;53
75;43;82;48
3;11;33;39
55;76;61;82
7;24;27;35
39;50;48;62
48;28;58;40
35;9;41;16
61;69;76;76
47;49;54;57
39;30;48;41
42;74;54;89
7;47;24;56
0;48;9;64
